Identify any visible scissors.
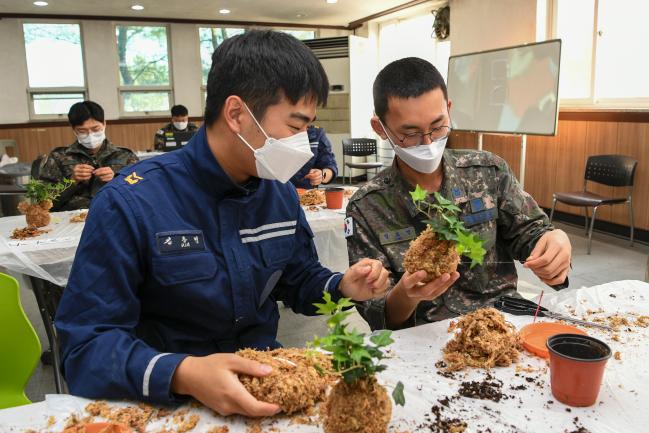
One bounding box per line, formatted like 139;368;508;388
493;296;612;331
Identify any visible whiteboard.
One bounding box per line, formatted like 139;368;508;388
447;40;561;136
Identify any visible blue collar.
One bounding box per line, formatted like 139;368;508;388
178;125;259;200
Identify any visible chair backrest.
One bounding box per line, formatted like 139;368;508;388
585;154;637;187
342;138;377;157
0;273;41;408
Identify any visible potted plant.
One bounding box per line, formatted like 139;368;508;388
309;293;405;433
17;178;73;228
403;185;486;282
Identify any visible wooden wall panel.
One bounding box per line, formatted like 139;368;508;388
450;118;649;231
614;122;649;230
0;119;205;163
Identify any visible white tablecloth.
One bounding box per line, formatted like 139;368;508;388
0;200;350;286
1;281;647;432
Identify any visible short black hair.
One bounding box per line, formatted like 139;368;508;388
68;101;104;127
373;57;448;120
171;105;188;117
204;29;329;125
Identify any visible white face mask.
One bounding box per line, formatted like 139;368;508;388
379;120;446;174
173;121;188;130
237;104;313;183
76;130;106;150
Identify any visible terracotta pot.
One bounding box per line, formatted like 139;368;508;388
325;187;344;209
296;188;307;196
546;333;611;407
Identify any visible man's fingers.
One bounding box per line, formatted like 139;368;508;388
402;271;427;289
233;387;281;417
525;234;549;263
524;243;559;269
364;260;384;283
371;269;390;295
227;356;273;377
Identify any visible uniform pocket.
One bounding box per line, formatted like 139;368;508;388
151;251;217;285
260;237;294;267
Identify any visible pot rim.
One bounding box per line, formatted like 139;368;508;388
546;333;612;363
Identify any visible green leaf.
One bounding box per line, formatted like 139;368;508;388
455;230;486;267
409;184;428;203
392;381;406;406
369;330;394;347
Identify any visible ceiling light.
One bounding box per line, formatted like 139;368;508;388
33;1;48;6
326;0;338;4
219;9;231;14
296;12;306;18
131;4;144;11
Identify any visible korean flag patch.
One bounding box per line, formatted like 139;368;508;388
344;217;354;238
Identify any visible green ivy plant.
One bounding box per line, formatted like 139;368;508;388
308;292;405;406
409;184;486;268
24;178;74;204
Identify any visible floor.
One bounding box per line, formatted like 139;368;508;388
18;221;649;402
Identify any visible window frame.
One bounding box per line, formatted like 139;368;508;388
551;0;649;108
114;22;174;117
21;19;88;121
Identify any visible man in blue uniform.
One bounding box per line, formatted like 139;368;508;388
55;30;389;417
290;125;338;189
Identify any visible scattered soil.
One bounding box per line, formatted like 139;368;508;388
10;226;50;240
614;351;621;361
70;211;88;223
419;402;467;433
403;227;459;282
458;374;507;403
443;308;521;371
322;376;391;433
565;416;590;433
237;348;333;414
84;401;157;433
300;189;325;206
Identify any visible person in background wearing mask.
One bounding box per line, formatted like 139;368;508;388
154;104;199;151
289;124;338;189
55;30;390;417
38;101;138;211
346;57;572;330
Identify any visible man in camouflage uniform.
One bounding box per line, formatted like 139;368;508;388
154;104;199;151
38;101;138;211
346;58;572;330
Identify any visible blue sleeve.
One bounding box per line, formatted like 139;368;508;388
55;186;188;405
276;201;344;314
313;129;338;179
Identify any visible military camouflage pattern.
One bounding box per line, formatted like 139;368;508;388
154;122;199;151
346;149;560;330
38;140;138;211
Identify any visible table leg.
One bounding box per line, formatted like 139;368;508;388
29;276;64;394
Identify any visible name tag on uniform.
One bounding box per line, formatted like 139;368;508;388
156;231;205;254
461;208;498;227
379;226;416;245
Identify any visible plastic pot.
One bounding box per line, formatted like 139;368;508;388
325;187;344;209
546;333;611;407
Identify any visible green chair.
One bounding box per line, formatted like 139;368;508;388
0;272;41;408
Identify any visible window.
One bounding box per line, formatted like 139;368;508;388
23;23;86;119
553;0;649;106
280;29;316;40
116;25;171;115
198;27;245;85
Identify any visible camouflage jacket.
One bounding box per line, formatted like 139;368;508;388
154;122;199;151
38;140;139;211
346;149;558;330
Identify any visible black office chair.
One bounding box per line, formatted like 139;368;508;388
342;138;383;184
549;154;637;254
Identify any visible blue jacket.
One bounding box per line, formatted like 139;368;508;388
55;126;344;405
290;126;338;189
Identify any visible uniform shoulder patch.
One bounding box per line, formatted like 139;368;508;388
124;171;143;185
